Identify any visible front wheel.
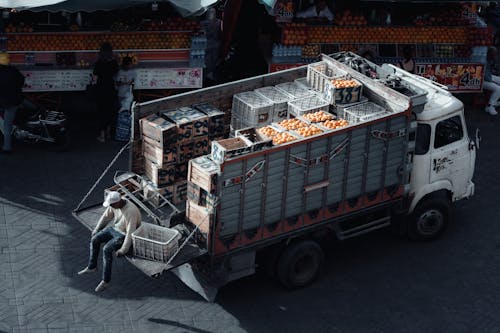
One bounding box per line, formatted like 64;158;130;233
276;240;324;289
408;197;451;241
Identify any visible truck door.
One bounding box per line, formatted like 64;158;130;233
430;114;471;198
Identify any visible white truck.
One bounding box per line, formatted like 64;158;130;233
74;53;477;301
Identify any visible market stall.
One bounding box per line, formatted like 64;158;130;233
267;1;492;93
0;4;213;96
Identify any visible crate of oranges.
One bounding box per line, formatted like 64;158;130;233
276;118;308;131
272;132;299;145
294;125;323;138
302;110;334;123
257;125;281;140
323;77;363;105
320;119;349;130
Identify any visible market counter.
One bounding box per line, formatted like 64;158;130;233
20;63;203;92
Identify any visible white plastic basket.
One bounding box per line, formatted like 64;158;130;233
275;82;315;100
254;86;293;122
306;61;344;93
232;91;274;127
343;102;387;124
287;95;330;117
132;223;180;262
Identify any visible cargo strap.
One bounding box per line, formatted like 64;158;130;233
289;137;350;167
223;160;265;187
74;142;131;212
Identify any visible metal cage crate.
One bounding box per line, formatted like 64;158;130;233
343;102;388;124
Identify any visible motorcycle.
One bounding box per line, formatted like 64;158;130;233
0;99;70;151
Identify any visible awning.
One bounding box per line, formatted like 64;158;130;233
0;0;219;16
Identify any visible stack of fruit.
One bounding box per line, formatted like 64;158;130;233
335;10;367;26
295;125;323;137
281;23;308;46
302;111;333;122
272;132;297;145
321;119;349;130
278;118;307;130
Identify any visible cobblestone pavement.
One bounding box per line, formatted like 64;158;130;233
1;100;500;333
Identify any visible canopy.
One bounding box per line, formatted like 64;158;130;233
0;0;219;16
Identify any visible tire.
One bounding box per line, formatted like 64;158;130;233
276;240;324;290
408;197;451;241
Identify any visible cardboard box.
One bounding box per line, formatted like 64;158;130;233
172;180;188;205
188;155;219;193
193;103;226;139
186;200;213;234
211;137;252;164
162;107;208;142
187;181;217;208
139;114;177;148
143;160;176;187
142;136;178;168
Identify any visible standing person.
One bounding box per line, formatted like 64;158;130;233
114;56;136;141
296;0;334;22
483;46;500;115
0;52;25;154
201;7;222;81
93;42;119;143
397;46;416;74
78;191;142;292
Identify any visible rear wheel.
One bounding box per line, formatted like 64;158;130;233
276;240;324;289
408;197;451;241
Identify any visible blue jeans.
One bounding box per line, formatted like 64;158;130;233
1;105;17;151
88;226;125;283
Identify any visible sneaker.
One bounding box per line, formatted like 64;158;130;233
95;280;109;292
77;267;97;275
485;106;498;115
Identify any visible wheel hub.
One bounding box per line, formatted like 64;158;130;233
417;209;444;236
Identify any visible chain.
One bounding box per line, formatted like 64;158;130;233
74;142;131;212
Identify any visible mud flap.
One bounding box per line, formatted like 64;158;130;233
171;263;219;302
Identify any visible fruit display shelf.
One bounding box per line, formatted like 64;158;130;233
282;26;492;46
4;30;194;52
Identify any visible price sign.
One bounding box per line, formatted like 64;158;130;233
416;63;484;93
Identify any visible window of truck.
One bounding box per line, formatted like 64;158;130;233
415;123;431;155
434;115;463;149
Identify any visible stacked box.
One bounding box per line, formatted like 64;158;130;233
162;107;208;142
188;155;220;194
172;180;188;205
211;137;252;164
235;127;273;152
231;91;273;130
192;103;226;139
143;160;176;187
142;135;178;168
139;114;177;148
288;95;330;117
254;86;293;122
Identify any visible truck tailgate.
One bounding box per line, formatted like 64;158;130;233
73;205;207;277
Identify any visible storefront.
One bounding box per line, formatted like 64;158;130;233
266;1;492;93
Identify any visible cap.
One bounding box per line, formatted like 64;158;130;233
103;191;121;208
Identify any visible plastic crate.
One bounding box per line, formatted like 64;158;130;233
323;78;363;105
287;95;330;117
254;86;292;122
132;223;180;262
275;82;315;100
343;102;387;124
294;77;312;90
306;61;345;93
334;96;368;119
232;91;274;127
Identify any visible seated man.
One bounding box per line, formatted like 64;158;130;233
78;191;142;292
296;0;334;22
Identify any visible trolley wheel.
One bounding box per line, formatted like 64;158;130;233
408;197;451;241
276;240;324;290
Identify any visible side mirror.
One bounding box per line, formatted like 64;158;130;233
470;128;481;150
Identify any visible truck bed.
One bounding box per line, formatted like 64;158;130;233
73;205;207;276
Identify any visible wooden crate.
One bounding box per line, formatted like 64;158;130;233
143;160;176;187
142;135;178;168
172;180;188;205
188;155;220;193
139;114;177;148
186;200;213;234
192;103;226;139
187;181;217;208
211;137;252;164
162;106;209;143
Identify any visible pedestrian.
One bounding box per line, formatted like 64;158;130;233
397;46;416;74
93;42;119;143
114;56;136;141
78;191;142;292
483;46;500;115
0;52;25;154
